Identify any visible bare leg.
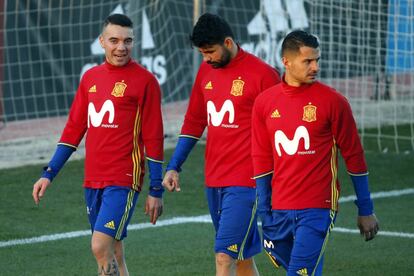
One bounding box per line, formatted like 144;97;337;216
216;252;236;276
114;240;129;276
91;231;119;276
236;258;260;276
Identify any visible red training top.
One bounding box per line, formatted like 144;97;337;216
60;60;164;191
181;48;280;187
252;78;367;210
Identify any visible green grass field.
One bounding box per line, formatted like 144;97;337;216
1;144;414;275
362;124;414;153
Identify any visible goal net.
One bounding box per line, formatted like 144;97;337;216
0;0;412;168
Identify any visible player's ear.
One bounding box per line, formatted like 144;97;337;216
99;34;104;48
223;37;233;50
281;56;289;68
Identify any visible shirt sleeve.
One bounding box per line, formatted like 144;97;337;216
141;76;164;162
166;136;198;172
331;93;367;174
180;66;207;138
59;79;88;147
251;96;274;178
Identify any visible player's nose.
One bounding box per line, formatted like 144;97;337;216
117;42;127;51
202;54;211;63
310;60;319;72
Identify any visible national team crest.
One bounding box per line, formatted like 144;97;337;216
111;80;127;97
302;103;317;122
230;77;244;96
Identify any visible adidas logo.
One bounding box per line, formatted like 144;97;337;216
227;244;238;253
104;220;115;230
89;85;97;93
205;81;213;90
296;268;308;276
271;109;281;118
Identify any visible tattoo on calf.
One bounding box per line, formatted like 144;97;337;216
98;259;119;276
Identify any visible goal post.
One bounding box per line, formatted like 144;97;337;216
0;0;413;169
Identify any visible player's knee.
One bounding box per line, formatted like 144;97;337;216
216;252;235;268
91;231;115;257
91;238;112;260
91;241;105;259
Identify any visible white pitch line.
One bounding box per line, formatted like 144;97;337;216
1;189;414;248
339;188;414;203
333;227;414;238
0;215;212;248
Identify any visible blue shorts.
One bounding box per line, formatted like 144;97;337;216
262;209;336;276
84;186;139;241
206;186;261;260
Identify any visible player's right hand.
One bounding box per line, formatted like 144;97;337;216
162;170;181;192
32;177;51;205
357;213;379;241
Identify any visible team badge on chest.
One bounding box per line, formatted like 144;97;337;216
111;80;127;97
302;103;317;122
230;77;244;96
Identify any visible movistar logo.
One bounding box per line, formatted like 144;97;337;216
88;100;116;128
207;100;235;127
274;126;310;156
263;239;274;249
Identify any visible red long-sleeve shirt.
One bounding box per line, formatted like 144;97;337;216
252;79;367;210
59;60;164;191
181;48;280;187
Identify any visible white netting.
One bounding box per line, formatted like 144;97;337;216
0;0;195;168
0;0;413;169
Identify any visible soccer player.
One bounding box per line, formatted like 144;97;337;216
162;13;280;276
32;14;164;276
251;30;380;275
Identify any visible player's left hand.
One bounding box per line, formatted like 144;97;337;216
357;213;379;241
145;195;163;225
162;170;180;192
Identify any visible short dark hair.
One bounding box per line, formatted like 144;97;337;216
190;13;234;47
282;30;319;56
103;13;133;30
